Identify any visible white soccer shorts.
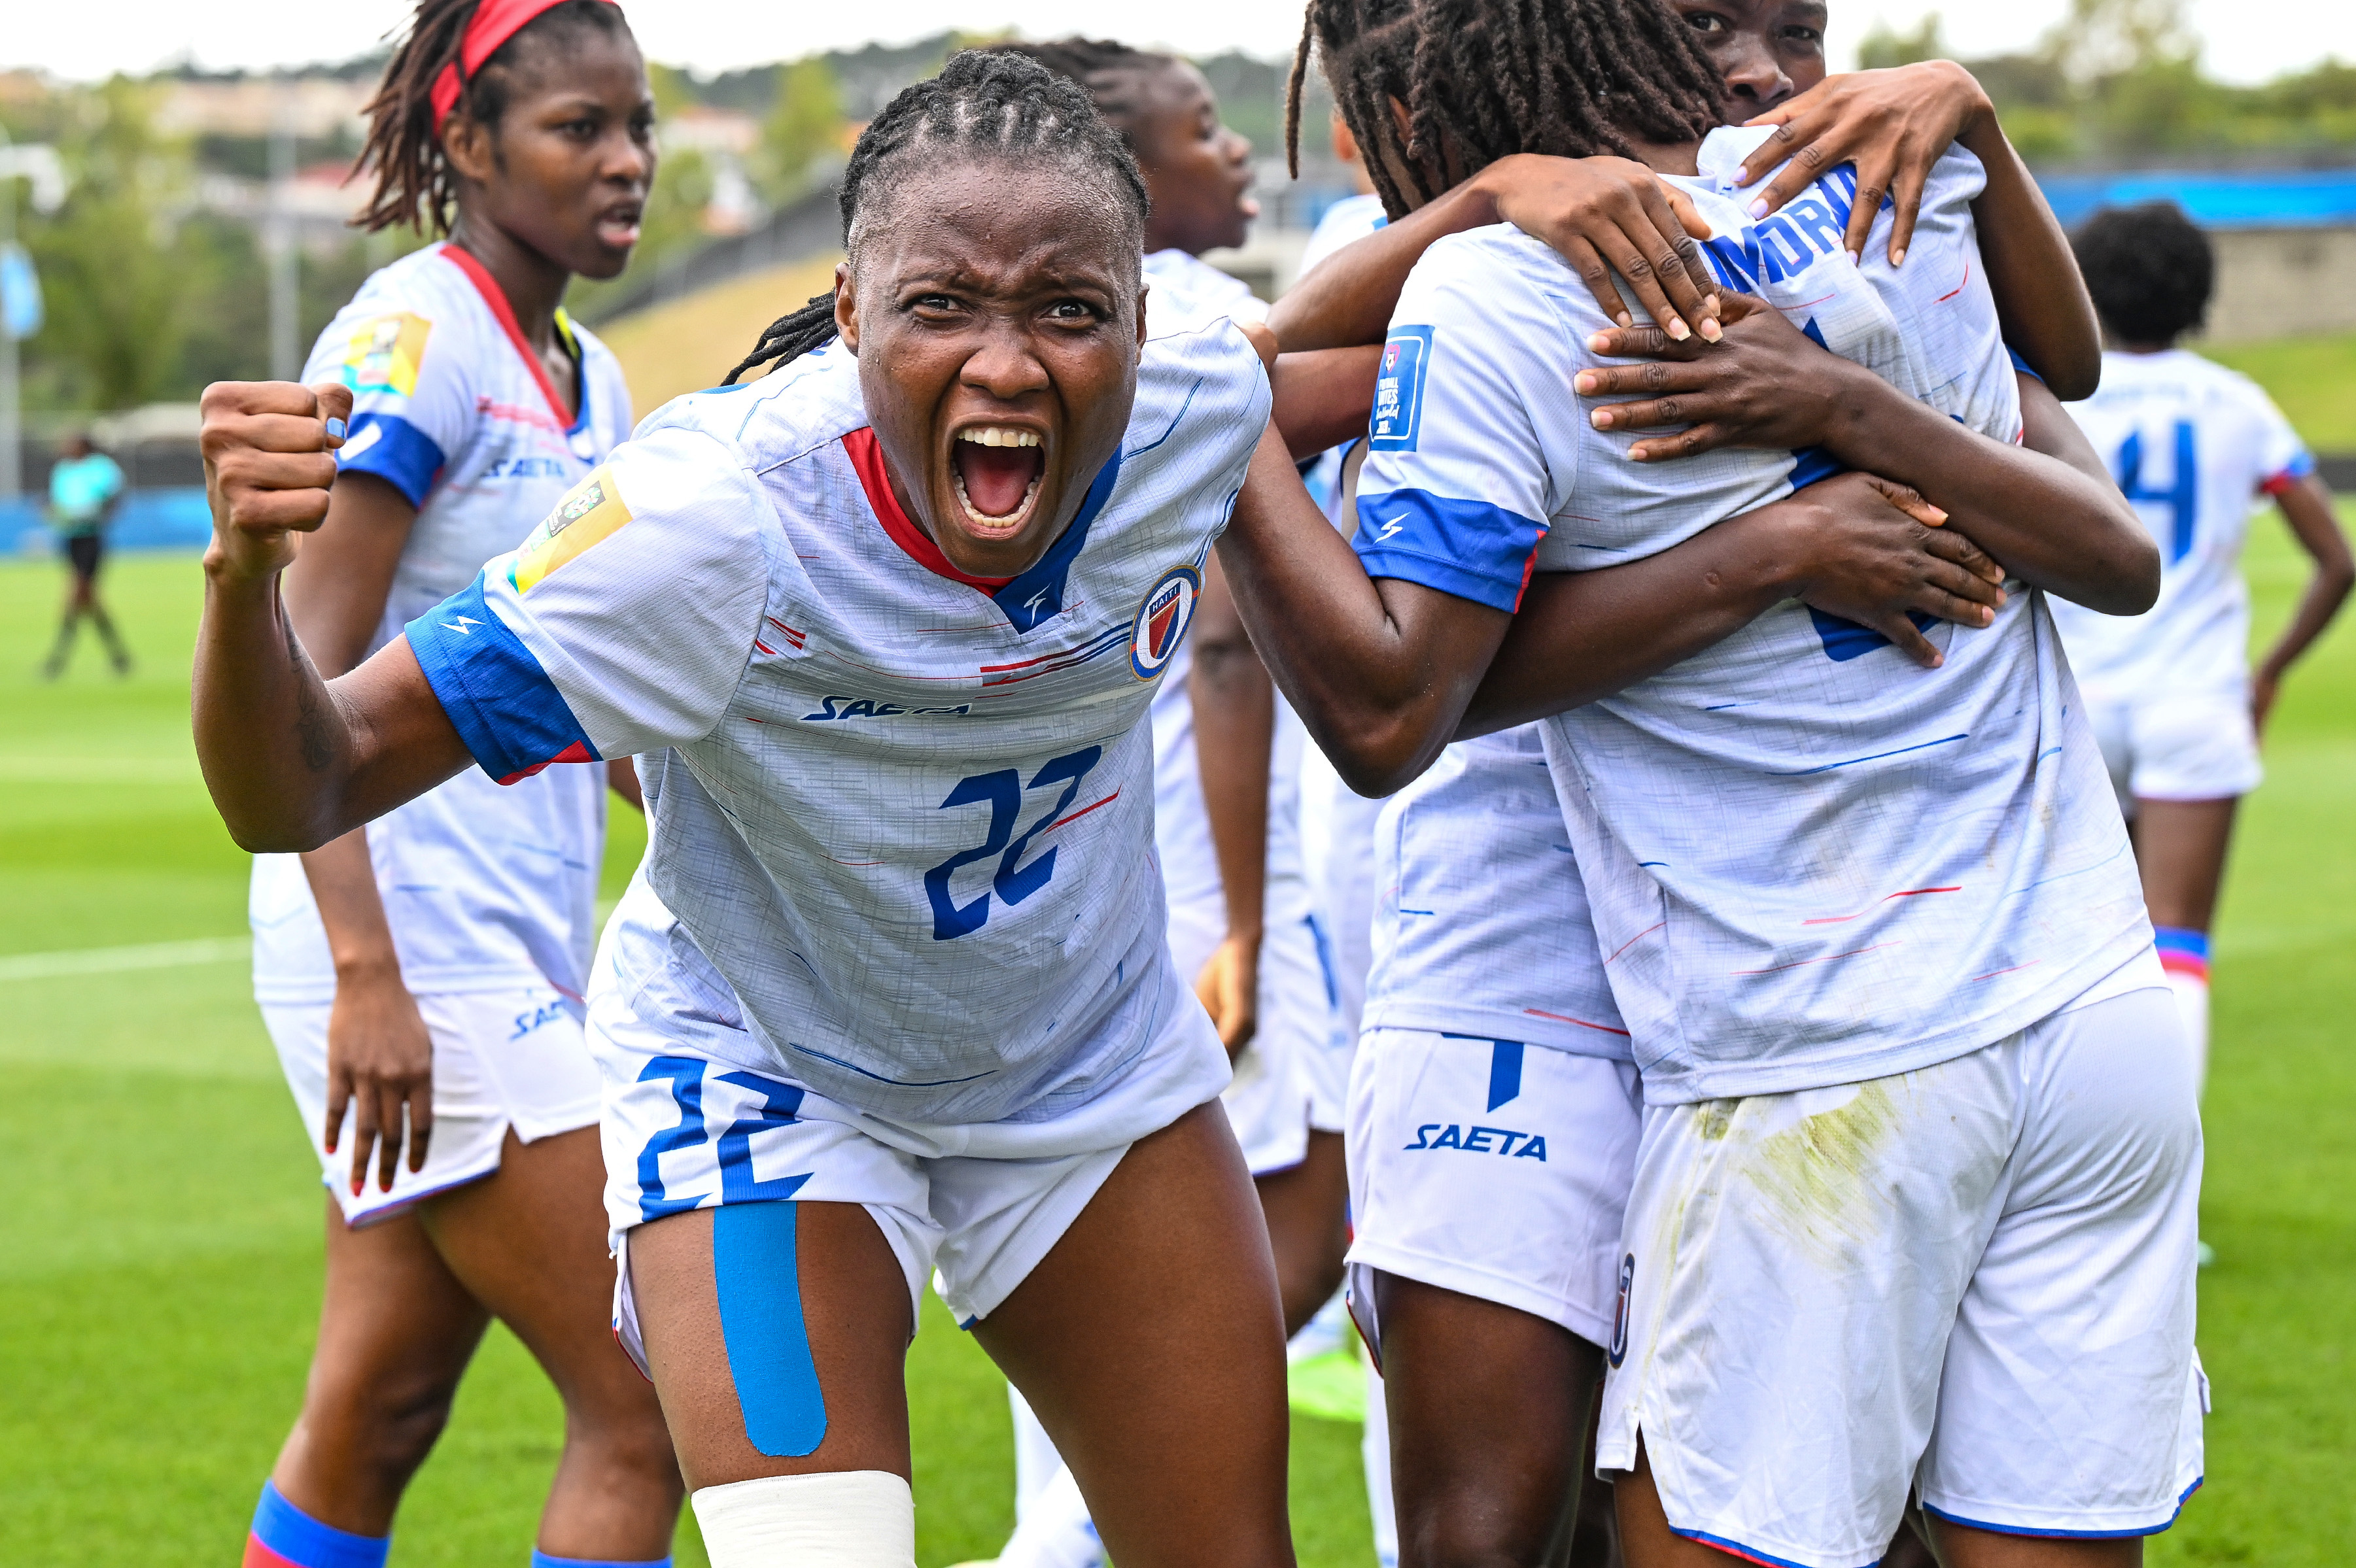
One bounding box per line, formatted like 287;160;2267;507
2086;683;2262;809
1345;1027;1644;1355
1166;899;1340;1175
263;984;600;1227
595;942;1234;1371
1599;957;2204;1568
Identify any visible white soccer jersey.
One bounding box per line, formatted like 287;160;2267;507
2051;348;2312;699
1142;247;1268;338
1298;192;1389;278
403;324;1272;1125
1356;128;2149;1104
251;243;634;1004
1366;726;1629;1059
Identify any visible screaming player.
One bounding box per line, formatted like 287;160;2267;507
234;4;681;1567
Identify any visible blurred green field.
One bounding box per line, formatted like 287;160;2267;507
2;510;2352;1564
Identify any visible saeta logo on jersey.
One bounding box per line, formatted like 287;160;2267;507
801;696;974;722
1129;565;1201;680
1400;1123;1548;1161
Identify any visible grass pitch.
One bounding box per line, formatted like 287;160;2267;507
0;522;2350;1565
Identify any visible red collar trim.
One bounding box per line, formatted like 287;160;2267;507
842;426;1015;591
438;242;574;431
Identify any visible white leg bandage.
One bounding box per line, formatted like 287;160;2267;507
691;1471;915;1568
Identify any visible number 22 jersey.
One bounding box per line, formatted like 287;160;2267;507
1356;128;2152;1104
405;325;1271;1125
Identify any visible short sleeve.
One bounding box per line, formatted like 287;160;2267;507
1353;240;1565;612
404;426;774;783
2253;392;2313;496
307;305;473;507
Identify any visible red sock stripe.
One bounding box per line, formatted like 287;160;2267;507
2158;951;2209;980
244;1535;306;1568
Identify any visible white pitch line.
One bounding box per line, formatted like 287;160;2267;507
0;936;251;983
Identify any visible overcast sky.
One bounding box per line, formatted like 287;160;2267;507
7;0;2352;87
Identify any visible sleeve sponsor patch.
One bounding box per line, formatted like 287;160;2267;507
510;466;633;593
339;312;432;398
1370;326;1434;452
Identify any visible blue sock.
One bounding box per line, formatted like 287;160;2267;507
530;1552;672;1567
244;1480;390;1568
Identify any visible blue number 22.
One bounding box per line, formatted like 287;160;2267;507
922;745;1103;940
2118;421;2198;562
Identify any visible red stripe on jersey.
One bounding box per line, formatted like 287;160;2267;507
496;740;593;785
843;428;1016;592
440;244;575;432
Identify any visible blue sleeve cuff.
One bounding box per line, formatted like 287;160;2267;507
2005;347;2045;384
338;412;445;507
405;574;600;785
1351;489;1544;613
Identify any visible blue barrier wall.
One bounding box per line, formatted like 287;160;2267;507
3;488;215;558
2037;170;2356;230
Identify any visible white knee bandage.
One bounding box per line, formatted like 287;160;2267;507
691;1471;916;1568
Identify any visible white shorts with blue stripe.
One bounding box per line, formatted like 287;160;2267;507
1601;951;2205;1568
592;896;1233;1371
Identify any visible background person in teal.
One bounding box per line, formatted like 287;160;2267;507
41;430;131;679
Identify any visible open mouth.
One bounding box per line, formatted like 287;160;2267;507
951;426;1046;532
595;204;644;249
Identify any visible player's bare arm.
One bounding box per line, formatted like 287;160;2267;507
1219;418;2002;794
1577;299;2159;612
1460;469;2005;737
2252;473;2355;730
194;379;474;854
1188;553;1272;1055
1268;152;1722;352
1734;62;2101;396
275;467;437;1196
1270;343;1385;456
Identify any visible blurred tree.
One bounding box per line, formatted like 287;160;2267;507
757;56;844;204
23;77;192;410
1858;14;1947;71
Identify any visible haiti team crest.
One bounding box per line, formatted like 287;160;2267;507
1129;565;1202;679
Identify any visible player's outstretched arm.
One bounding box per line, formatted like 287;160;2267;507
1217;422;1513;796
1270;345;1384;459
1188;553;1272;1056
1731;61;2102;397
2253;474;2355;732
1266;154;1720;353
194;381;474;853
1578;302;2158;613
1460;472;2007;737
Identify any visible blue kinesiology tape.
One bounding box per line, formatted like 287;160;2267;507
713;1201;829;1457
530;1553;673;1567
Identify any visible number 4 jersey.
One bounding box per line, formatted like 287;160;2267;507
2048;347;2313;701
1355;127;2152;1104
404;324;1270;1125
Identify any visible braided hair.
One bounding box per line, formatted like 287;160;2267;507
353;0;632;235
725;50;1152;385
1285;0;1725;216
977;37;1177;149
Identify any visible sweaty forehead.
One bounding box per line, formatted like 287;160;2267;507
854;160;1140;285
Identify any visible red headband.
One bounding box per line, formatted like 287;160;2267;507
430;0;622;130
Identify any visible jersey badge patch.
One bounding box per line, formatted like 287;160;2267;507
340;312;432;398
1129;565;1201;680
510;466;632;594
1370;326;1434;451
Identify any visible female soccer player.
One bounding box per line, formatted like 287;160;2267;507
233;3;680;1566
193;48;2017;1568
1214;1;2191;1565
2050;199;2352;1102
1262;5;2123;1559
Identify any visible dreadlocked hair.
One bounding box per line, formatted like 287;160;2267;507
353;0;631;235
1286;0;1725;216
725;49;1151;386
976;37;1177;150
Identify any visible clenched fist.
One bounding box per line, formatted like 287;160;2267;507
199;380;356;584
